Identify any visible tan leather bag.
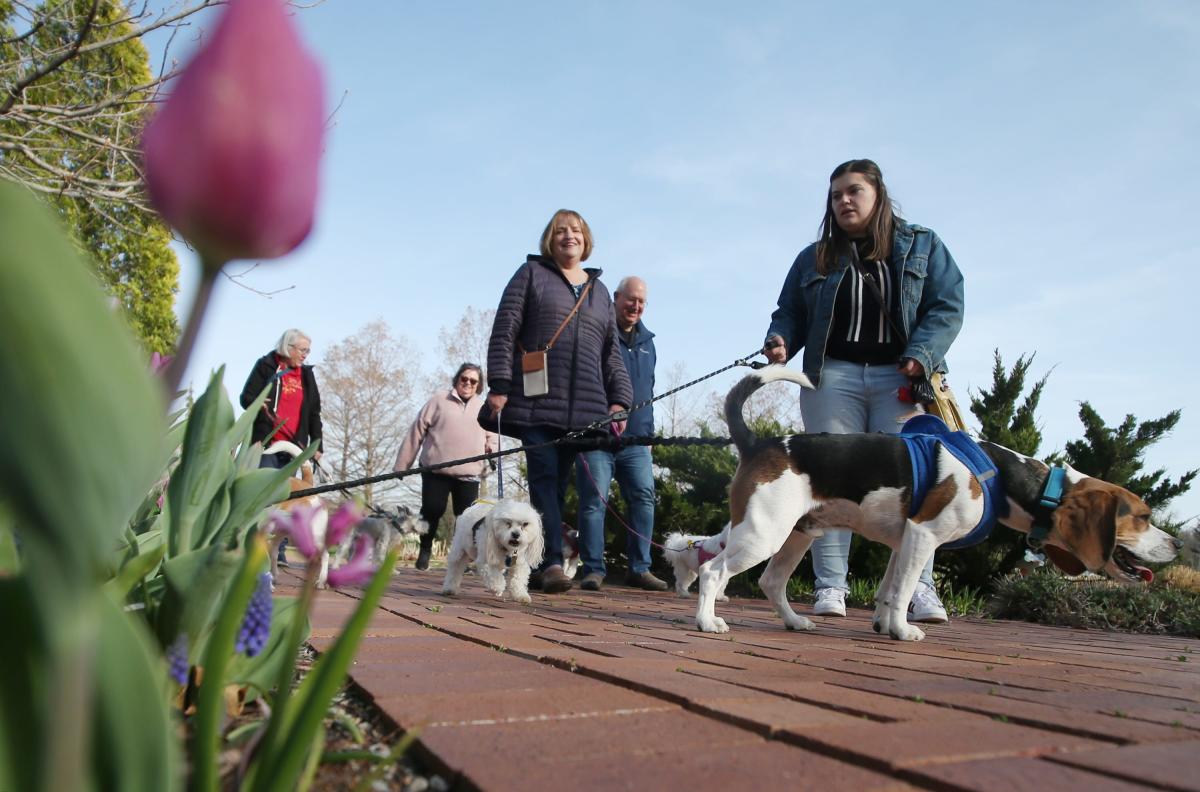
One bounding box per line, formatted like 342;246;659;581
923;372;969;432
518;280;593;398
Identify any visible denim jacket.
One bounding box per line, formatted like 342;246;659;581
765;220;964;387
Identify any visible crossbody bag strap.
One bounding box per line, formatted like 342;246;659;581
518;278;594;354
848;243;907;344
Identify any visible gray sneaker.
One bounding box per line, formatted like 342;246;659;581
909;581;949;624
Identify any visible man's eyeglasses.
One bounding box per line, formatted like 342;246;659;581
458;376;479;385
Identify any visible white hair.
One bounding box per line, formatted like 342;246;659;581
274;328;311;357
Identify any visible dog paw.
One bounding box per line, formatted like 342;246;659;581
889;623;926;642
514;593;532;605
675;590;692;598
783;614;815;631
716;594;729;602
696;616;729;633
441;587;457;596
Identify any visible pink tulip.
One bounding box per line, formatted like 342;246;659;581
326;534;378;588
142;0;325;265
265;504;319;559
326;501;363;548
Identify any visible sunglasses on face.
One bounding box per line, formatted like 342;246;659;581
458;376;479;385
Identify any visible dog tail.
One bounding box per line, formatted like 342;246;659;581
725;365;814;454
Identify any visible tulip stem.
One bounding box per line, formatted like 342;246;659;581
164;262;221;396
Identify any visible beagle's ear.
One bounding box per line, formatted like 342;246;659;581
1051;488;1118;571
1043;544;1086;576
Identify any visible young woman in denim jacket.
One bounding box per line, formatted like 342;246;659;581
763;159;964;623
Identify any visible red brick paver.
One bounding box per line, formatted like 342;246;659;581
302;568;1200;791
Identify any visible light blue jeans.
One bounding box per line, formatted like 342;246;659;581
575;446;655;575
800;359;935;592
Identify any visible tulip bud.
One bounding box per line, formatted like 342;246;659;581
142;0;325;267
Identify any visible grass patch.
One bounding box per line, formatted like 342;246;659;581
988;566;1200;637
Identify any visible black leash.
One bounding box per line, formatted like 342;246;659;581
285;348;767;501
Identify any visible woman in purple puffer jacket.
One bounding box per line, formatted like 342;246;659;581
480;208;632;594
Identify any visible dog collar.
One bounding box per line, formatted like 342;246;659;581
1028;466;1068;548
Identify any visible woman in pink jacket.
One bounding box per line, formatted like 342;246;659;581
394;363;497;569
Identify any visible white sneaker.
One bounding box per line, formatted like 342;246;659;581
909;581;949;624
812;587;846;617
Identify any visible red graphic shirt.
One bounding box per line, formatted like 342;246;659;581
271;362;304;443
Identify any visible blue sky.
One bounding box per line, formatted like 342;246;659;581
173;1;1199;523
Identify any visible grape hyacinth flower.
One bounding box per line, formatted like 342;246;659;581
326;534;379;589
167;633;189;685
235;573;274;657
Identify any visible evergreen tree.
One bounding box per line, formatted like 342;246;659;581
1;0;181;352
970;350;1048;455
1063;404;1196;514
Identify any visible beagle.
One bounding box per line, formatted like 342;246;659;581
694;365;1182;641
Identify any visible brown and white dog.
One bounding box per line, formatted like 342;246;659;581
694;365;1182;641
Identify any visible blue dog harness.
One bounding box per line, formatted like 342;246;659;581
899;414;1007;549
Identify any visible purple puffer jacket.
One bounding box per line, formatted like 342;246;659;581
482;255;632;438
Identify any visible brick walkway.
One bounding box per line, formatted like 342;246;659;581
305;568;1200;791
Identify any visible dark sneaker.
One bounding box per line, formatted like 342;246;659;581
625;571;669;591
415;547;431;570
579;572;604;591
541;565;573;594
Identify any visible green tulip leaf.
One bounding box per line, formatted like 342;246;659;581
156;545;241;648
0;183;165;580
166;369;234;555
91;593;180;792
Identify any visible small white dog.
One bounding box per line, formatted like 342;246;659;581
665;524;731;601
335;504;428;568
442;500;544;604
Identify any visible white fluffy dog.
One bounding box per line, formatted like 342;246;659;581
665;524;731;601
442;500;544;604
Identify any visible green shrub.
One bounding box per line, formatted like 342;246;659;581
989;568;1200;637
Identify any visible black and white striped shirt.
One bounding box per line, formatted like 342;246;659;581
825;259;905;365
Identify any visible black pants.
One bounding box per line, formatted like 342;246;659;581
420;473;479;551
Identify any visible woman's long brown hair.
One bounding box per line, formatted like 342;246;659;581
815;159;897;274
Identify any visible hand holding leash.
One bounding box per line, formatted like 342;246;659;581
764;336;787;364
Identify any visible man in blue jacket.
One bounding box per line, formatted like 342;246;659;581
574;276;669;591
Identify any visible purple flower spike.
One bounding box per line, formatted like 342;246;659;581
235;573;274;657
141;0;326;266
326;534;378;589
326;501;364;548
167;633;189;685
